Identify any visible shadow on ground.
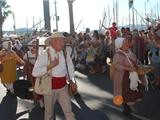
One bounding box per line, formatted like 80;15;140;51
55;95;109;120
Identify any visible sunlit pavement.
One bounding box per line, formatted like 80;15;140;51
0;71;160;120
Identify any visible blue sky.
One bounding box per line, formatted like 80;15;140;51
3;0;160;32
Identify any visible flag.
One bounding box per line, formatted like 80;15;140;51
129;0;134;9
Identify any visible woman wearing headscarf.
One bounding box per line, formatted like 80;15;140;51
14;40;22;51
0;41;24;94
14;40;23;58
112;37;143;115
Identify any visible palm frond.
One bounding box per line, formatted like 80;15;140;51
3;11;11;17
4;5;10;9
0;1;7;7
7;10;12;14
0;0;11;22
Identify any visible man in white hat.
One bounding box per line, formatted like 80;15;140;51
32;32;76;120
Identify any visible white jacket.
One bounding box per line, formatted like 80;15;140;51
32;46;75;80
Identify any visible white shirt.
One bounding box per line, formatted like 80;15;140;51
23;51;36;65
14;41;22;50
32;46;75;80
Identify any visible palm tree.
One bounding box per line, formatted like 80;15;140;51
0;0;12;38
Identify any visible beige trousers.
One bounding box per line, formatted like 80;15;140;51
44;85;75;120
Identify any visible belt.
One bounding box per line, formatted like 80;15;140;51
52;76;67;89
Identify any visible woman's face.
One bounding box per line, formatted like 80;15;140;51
51;37;65;52
121;39;130;51
8;42;12;50
30;47;37;54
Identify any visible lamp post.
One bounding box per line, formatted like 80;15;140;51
54;0;59;31
67;0;75;34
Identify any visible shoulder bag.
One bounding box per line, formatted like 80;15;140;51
34;49;52;96
120;50;142;91
63;49;78;96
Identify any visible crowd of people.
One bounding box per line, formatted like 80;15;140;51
0;21;160;119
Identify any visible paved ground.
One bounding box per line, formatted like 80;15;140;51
0;70;160;120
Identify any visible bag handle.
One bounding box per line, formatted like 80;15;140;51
118;50;133;67
47;48;51;64
46;48;52;75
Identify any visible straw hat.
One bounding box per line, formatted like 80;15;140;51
44;32;65;46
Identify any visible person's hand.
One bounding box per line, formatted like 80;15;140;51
69;81;78;95
49;55;59;68
129;67;136;72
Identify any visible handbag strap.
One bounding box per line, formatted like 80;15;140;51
118;50;133;67
47;48;51;64
63;48;77;84
46;48;52;74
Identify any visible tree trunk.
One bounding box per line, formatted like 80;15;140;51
0;23;3;39
0;7;3;39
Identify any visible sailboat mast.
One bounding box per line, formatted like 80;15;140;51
39;17;41;30
113;0;115;22
135;10;138;26
157;2;159;20
33;16;35;30
132;4;135;29
54;0;58;31
129;8;131;28
108;5;111;27
26;17;29;35
116;0;119;25
122;16;124;26
12;12;16;33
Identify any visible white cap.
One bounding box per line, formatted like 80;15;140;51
115;37;125;50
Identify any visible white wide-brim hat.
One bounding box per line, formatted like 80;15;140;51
44;32;65;46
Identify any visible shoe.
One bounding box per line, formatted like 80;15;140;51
74;93;82;99
7;89;14;95
127;105;132;113
122;103;132;114
7;89;11;94
155;82;160;86
122;110;132;116
89;70;96;74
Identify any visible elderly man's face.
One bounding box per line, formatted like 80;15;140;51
51;37;65;51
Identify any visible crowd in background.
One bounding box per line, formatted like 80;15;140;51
59;22;160;88
1;22;160;86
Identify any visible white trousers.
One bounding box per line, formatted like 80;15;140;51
44;85;75;120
